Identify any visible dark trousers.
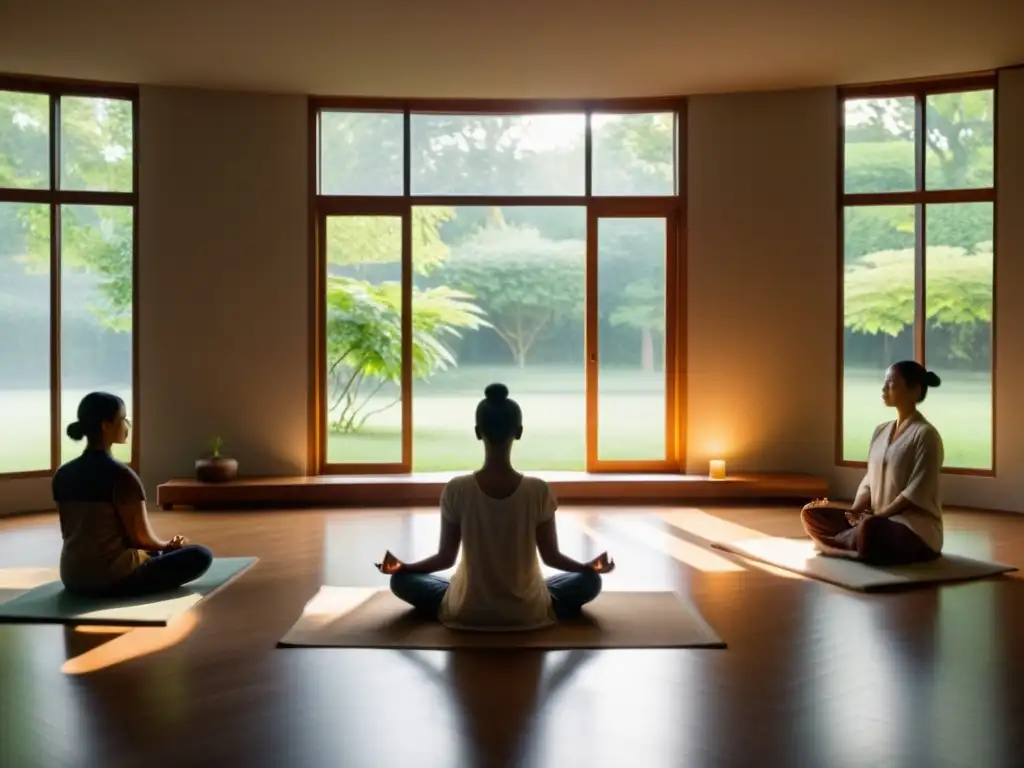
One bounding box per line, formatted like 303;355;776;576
106;545;214;597
801;507;939;566
390;568;603;620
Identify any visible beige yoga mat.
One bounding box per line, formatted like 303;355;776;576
713;537;1018;591
278;587;725;649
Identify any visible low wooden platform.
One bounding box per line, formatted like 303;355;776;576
157;472;829;510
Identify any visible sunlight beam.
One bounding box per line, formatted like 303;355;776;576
61;612;199;676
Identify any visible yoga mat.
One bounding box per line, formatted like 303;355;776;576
713;537;1018;591
278;587;725;649
0;557;257;626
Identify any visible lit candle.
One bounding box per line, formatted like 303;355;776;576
709;459;726;480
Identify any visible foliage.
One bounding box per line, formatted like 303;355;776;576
208;436;224;458
592;113;674;194
844;243;993;361
323;211;488;433
0;91;133;333
325;276;488;432
844;91;994;191
325;208;454;276
440;220;584;367
609;280;664;333
842;91;995;369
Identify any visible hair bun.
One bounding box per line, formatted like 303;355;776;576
926;371;942;388
484;383;509;402
66;422;85;441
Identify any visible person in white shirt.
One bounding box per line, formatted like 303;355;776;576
375;383;615;630
801;360;945;565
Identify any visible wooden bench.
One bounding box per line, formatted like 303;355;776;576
157;472;829;510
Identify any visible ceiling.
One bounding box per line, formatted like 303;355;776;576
0;0;1021;99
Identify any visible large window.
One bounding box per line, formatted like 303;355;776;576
314;103;683;474
840;79;995;472
0;80;137;476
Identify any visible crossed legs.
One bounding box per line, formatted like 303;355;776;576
800;507;939;566
390;568;603;621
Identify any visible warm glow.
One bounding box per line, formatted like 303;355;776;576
61;612;199;675
709;460;726;480
75;625;134;635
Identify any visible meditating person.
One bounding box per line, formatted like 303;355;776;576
801;360;944;565
52;391;213;597
376;383;614;630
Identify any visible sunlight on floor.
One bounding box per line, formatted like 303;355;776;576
294;586;382;633
718;538;818;578
0;566;61;591
599;516;745;573
656;509;802;579
657;508;769;543
61;612;199;675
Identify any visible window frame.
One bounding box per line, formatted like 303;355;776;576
836;73;997;476
0;74;140;479
309;97;687;475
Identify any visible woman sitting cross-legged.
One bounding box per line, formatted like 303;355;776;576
53;392;213;597
801;360;945;566
376;383;614;630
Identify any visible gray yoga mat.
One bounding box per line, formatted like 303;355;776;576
713;537;1017;591
0;557;257;626
279;587;726;649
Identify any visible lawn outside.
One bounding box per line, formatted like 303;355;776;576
0;367;991;474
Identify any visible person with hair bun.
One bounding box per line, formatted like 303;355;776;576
52;392;212;597
802;360;946;565
376;383;614;630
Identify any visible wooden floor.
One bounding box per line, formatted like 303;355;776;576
1;504;1022;768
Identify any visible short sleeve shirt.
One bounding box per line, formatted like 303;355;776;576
52;449;149;592
438;474;557;630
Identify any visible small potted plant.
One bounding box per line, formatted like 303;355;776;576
195;436;238;483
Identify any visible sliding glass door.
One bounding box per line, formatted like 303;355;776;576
313;105;684;474
588;204;680;471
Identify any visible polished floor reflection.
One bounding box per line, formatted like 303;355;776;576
0;505;1021;768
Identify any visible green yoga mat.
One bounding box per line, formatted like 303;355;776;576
0;557;257;626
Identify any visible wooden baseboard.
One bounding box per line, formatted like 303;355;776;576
156;472;828;510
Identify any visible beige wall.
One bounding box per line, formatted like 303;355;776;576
2;72;1022;514
685;88;838;480
136;87;309;497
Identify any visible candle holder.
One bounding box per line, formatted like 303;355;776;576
709;459;726;480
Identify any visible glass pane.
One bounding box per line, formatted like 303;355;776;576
324;216;403;464
591;113;675;196
410;114;585;196
412;206;586;471
926;90;994;191
60;96;133;193
319;111;404;195
60;205;133;464
844;97;916;194
0;91;49;189
0;203;50;472
842;205;915;461
924;202;993;469
596;218;667;461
